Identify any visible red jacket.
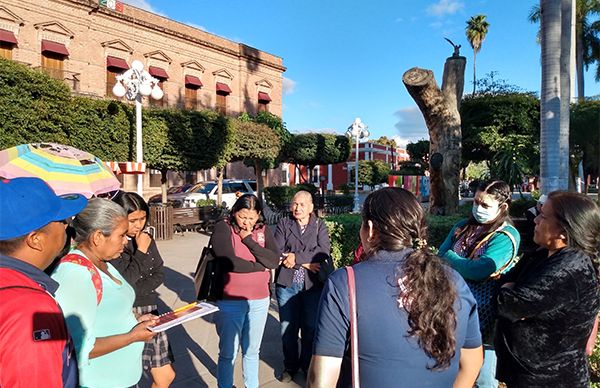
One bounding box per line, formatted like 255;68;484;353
0;257;78;388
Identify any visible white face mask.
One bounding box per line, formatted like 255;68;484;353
472;204;500;224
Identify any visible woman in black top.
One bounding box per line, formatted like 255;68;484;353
112;191;176;388
496;191;600;387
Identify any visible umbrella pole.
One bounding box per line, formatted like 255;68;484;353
135;96;143;197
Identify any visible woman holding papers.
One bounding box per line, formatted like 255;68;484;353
51;198;157;388
211;194;280;388
111;191;176;388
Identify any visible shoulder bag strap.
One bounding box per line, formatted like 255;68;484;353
489;229;519;278
346;266;360;388
60;254;103;305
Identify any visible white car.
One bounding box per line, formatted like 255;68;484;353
182;180;257;209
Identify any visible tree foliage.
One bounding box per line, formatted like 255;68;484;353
460;92;540;173
406;139;430;168
357;160;391;186
287;133;351;167
373;136;397;148
571;100;600;179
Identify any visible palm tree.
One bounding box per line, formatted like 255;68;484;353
529;0;600;100
466;15;490;95
540;0;569;193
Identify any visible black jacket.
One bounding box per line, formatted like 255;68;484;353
274;214;331;289
496;248;600;387
111;237;165;307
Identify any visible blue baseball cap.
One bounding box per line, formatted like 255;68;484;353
0;177;88;240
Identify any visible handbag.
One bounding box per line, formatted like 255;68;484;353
193;244;223;301
346;266;360;388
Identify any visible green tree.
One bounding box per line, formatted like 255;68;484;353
287;133;350;182
0;58;72;149
229;119;281;198
406;139;430;168
460;92;540;173
357;160;374;187
570;100;600;183
373;136;397;148
466;15;490;95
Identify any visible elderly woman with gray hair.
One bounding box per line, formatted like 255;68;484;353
51;198;157;388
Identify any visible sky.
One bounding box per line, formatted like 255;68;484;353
122;0;600;147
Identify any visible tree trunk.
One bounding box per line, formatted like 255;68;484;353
254;160;264;200
560;0;572;190
576;21;585;101
161;169;168;204
540;0;565;194
403;55;466;215
472;51;477;95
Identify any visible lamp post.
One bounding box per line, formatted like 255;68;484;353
346;117;369;213
112;60;163;196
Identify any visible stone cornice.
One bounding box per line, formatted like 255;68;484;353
73;0;286;72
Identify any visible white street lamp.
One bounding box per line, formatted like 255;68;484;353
112;59;163;196
346;117;369;213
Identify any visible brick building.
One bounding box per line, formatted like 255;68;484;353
281;142;410;191
0;0;285;194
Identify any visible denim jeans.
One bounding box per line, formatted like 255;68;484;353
216;297;270;388
276;282;322;373
476;345;498;388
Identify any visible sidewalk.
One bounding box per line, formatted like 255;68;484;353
144;232;306;388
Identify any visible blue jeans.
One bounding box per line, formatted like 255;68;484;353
216;297;270;388
476;345;498;388
276;282;322;373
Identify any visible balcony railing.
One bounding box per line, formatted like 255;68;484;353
33;67;81;92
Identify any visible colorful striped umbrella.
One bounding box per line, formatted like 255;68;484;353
0;143;121;198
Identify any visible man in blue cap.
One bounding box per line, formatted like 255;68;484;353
0;177;87;387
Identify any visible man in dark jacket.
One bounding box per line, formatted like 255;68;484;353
0;177;87;387
274;190;331;382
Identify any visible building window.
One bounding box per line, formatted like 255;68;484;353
106;56;129;97
150;80;166;107
216;82;232;115
41;40;69;81
184;75;202;110
148;66;169;107
0;29;18;60
0;42;12;60
216;93;227;115
258;91;271;113
185;86;198;110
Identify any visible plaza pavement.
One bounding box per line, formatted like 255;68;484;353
139;231;306;388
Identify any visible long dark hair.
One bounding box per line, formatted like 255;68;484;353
548;191;600;274
227;194;265;232
362;187;457;370
457;180;512;253
112;191;150;228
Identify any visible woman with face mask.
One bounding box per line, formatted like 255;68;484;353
438;180;520;388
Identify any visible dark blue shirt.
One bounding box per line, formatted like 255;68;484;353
313;249;481;387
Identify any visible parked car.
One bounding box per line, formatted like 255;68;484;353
181;179;256;209
148;183;195;207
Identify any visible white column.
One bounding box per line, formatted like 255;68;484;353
135;96;143;196
327;164;333;190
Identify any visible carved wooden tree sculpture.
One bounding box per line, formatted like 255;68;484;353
403;51;466;215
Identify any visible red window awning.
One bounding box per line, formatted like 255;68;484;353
106;56;129;70
258;92;272;102
0;29;17;45
216;82;232;94
148;66;169;80
41;39;69;56
185;75;203;87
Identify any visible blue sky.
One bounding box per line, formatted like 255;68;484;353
123;0;600;147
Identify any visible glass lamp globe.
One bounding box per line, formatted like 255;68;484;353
139;83;152;96
112;82;126;98
151;85;164;100
131;60;144;72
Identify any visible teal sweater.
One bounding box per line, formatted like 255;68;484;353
438;219;521;282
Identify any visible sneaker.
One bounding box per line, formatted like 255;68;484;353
278;370;295;383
